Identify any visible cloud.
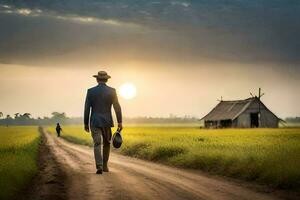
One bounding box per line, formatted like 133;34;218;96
0;3;137;27
0;4;42;16
0;0;299;67
54;15;139;27
1;4;10;9
17;8;32;15
171;1;190;8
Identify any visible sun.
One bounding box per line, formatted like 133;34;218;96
118;83;137;100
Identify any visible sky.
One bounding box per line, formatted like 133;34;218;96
0;0;299;118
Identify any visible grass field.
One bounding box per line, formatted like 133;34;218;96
48;125;300;189
0;126;40;200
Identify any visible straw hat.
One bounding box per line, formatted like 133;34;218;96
93;71;111;79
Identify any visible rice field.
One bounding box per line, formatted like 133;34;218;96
48;125;300;189
0;126;40;200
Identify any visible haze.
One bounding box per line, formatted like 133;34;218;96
0;1;299;118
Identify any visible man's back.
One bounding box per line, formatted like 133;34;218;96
84;71;122;174
84;83;122;128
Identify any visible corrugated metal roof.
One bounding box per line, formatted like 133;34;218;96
202;98;255;121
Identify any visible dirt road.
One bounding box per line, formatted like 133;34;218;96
41;131;281;200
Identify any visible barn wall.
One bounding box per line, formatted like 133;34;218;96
236;113;251;128
260;110;279;128
240;99;279;128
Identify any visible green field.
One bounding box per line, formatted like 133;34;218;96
49;125;300;189
0;126;40;200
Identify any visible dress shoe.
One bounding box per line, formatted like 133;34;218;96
96;169;103;174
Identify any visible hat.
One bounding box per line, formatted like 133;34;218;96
93;71;111;79
112;128;123;149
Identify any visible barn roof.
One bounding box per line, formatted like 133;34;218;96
201;97;258;121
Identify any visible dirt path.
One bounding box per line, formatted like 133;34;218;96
42;131;282;200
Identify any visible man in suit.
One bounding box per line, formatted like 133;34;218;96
84;71;122;174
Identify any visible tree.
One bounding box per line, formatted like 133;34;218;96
22;113;31;119
51;112;67;124
14;113;20;119
15;113;33;125
0;112;3;119
5;115;12;126
51;112;67;119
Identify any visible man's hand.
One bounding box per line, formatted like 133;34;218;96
118;123;123;130
84;125;90;133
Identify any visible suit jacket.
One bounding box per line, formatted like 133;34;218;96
84;83;122;128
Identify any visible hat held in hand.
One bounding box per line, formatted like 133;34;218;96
112;128;123;149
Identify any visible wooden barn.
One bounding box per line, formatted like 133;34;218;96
201;97;280;128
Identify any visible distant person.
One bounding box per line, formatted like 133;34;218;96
56;123;62;137
84;71;122;174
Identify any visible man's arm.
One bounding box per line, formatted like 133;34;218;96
112;89;122;129
84;90;91;132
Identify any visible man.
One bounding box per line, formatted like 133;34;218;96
84;71;122;174
56;123;62;137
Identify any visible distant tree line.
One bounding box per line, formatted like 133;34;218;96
0;111;199;126
0;112;81;126
285;117;300;123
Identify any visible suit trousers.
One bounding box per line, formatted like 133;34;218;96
91;127;112;169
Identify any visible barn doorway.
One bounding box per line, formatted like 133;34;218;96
220;120;232;128
250;113;259;127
